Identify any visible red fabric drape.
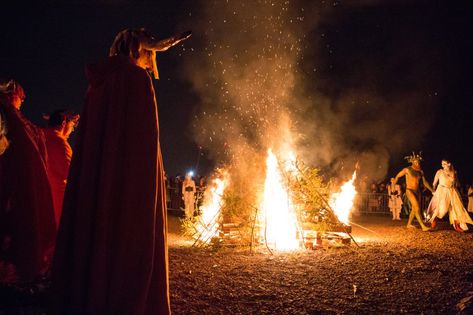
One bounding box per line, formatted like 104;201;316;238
43;128;72;226
0;103;56;282
52;55;170;315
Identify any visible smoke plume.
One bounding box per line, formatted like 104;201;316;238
176;0;442;183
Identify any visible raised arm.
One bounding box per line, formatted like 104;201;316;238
142;31;192;52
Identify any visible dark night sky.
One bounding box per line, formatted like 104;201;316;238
1;1;472;184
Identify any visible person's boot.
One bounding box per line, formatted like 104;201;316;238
453;220;464;233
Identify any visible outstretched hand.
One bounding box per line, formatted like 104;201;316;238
177;30;192;41
172;30;192;46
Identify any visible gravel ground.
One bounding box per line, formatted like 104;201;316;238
168;215;473;315
1;215;472;314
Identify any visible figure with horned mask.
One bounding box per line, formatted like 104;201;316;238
392;152;433;231
51;28;191;315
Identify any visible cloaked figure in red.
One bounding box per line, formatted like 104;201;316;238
42;110;79;226
51;28;191;315
0;79;56;283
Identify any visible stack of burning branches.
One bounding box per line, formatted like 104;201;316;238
280;159;357;249
181;169;258;248
182;154;357;251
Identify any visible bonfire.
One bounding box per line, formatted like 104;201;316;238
186;148;358;251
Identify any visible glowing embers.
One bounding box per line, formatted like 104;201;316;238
260;149;300;251
329;171;357;225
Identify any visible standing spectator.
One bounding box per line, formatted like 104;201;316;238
388;178;402;220
359;175;368;193
170;174;184;210
42;110;79;226
378;182;387;194
0;79;56;282
182;173;197;218
195;176;206;213
378;182;388;212
368;182;379;212
51;28;191;315
198;175;206;190
0;107;8;155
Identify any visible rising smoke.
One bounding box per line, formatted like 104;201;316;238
176;0;442;183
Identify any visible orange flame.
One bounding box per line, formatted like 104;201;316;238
196;170;229;243
260;149;300;250
329;170;357;225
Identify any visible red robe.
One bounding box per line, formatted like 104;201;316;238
52;55;170;315
42;128;72;226
0;102;56;282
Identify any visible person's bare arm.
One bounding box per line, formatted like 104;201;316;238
423;174;434;193
393;168;407;186
432;170;440;191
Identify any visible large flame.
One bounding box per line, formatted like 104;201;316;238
329;171;357;225
260;149;300;250
196;170;229;243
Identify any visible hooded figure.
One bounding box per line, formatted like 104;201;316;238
0;107;8;155
42;110;79;226
51;28;191;315
0;79;56;282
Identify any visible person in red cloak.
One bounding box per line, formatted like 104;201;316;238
0;107;8;156
51;28;191;315
0;79;56;283
42;110;79;226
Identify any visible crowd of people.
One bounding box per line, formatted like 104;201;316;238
166;162;473;233
358;175;472;203
355;154;473;232
0;79;78;283
1;28;191;314
0;25;472;315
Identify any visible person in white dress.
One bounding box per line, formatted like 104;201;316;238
182;173;196;218
388;178;403;220
427;160;473;232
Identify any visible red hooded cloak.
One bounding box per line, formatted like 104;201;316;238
52;55;170;314
0;102;56;282
42;128;72;226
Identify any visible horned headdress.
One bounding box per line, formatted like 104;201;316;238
0;79;25;99
404;151;423;164
109;28;192;79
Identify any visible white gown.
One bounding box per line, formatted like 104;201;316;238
427;170;473;231
182;179;196;217
388;183;402;220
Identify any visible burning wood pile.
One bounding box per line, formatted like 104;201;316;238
184;149;358;251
